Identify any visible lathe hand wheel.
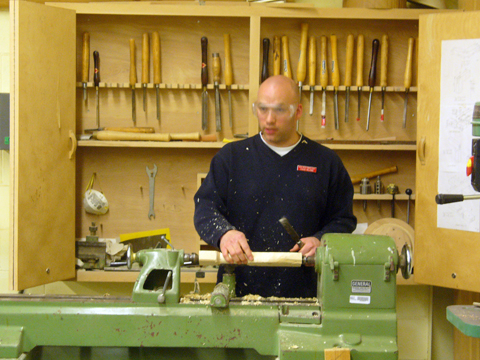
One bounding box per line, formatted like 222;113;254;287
399;243;412;279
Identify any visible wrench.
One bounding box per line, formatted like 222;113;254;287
146;164;157;220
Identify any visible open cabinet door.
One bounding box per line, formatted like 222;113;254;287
416;11;480;292
10;1;76;290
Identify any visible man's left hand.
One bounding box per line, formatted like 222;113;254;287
289;236;321;258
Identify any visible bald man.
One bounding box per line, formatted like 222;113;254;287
194;75;356;298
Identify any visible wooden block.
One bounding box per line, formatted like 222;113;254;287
324;348;351;360
199;250;303;267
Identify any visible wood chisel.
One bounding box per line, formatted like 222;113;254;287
129;39;137;125
366;39;379;131
279;217;304;250
201;36;208;131
152;31;161;121
224;34;234;128
212;53;222;132
281;35;292;79
356;34;364;122
261;38;269;83
330;34;339;130
344;34;354;123
380;34;388;122
297;23;309;101
403;37;414;129
142;33;149;112
320;35;328;128
93;50;100;130
308;36;316;116
82;32;90;104
273;36;281;76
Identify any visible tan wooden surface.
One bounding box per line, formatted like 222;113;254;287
10;1;77;290
199;250;304;266
416;11;480;292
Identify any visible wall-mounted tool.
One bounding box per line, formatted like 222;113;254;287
380;34;388;122
356;34;364;122
82;32;90;104
93;50;100;130
152;31;161;121
261;38;270;83
76;222;106;270
405;188;412;224
281;35;292;79
375;175;384;209
212;53;222;132
273;35;281;76
344;34;354;123
224;34;234;128
279;216;304;249
387;183;399;218
366;39;379;131
129;39;137;124
403;37;415;128
330;34;340;130
297;23;309;101
201;36;209;131
308;36;316;116
350;165;398;184
360;177;372;211
142;33;149;112
146;164;157;220
320;35;328;128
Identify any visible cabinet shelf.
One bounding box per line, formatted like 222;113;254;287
354;194;415;201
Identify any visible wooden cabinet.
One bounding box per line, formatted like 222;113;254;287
11;0;439;290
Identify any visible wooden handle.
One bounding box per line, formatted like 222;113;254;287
224;34;233;86
281;35;292;79
380;34;388;87
308;36;316;86
345;34;354;87
297;23;309;83
368;39;380;88
152;31;161;84
95;130;171;142
200;133;218;142
142;33;149;84
201;36;208;87
82;32;90;83
93;50;100;86
320;35;328;88
356;34;364;87
404;37;415;89
212;53;221;83
199;250;303;267
170;132;201;141
129;39;136;87
350;165;398;184
330;35;339;88
273;35;281;76
261;38;270;83
103;127;155;133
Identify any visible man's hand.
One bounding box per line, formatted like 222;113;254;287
289;236;321;258
219;230;254;265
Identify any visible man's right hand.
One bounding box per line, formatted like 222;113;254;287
219;230;254;265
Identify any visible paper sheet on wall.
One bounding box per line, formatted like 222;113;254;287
438;39;480;232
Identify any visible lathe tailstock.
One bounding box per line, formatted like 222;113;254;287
0;234;411;360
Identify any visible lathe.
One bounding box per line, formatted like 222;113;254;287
0;233;411;360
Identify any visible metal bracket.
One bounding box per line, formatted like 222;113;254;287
384;256;395;281
328;254;339;281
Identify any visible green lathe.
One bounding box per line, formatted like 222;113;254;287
0;234;411;360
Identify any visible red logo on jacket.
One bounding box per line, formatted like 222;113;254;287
297;165;317;173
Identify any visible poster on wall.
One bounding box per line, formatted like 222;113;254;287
438;39;480;232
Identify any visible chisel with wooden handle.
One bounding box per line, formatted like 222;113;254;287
82;32;90;104
403;37;414;129
297;23;309;101
152;31;161;121
308;36;316;116
273;36;281;76
330;34;339;130
281;36;292;79
366;39;379;131
350;165;398;184
142;33;149;112
213;53;222;132
344;34;354;123
261;38;269;83
356;34;364;122
380;34;388;122
129;39;137;125
224;34;233;128
201;36;208;130
320;35;328;128
95;131;171;142
93;50;100;130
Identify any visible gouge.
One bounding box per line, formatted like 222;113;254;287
330;34;339;130
152;31;161;121
344;34;354;123
366;39;379;131
403;37;415;129
82;32;90;104
224;34;234;128
308;36;316;116
261;38;270;83
142;33;149;112
281;35;292;79
212;53;222;132
279;216;304;250
129;39;137;125
380;34;388;122
320;35;328;128
297;23;309;101
356;34;364;122
93;50;100;130
273;36;281;76
201;36;208;131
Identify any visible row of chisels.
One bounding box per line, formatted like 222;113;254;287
261;24;417;131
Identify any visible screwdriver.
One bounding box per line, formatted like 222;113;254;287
261;38;269;83
366;39;379;131
344;34;354;123
320;35;328;128
152;31;161;121
129;39;137;125
93;50;100;129
403;37;415;129
281;35;292;79
380;34;388;122
297;23;309;101
330;34;339;130
356;34;364;122
224;34;234;128
273;36;281;76
142;33;149;112
308;36;316;116
82;32;90;104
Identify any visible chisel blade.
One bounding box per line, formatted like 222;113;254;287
202;90;208;131
228;90;233;128
215;86;221;131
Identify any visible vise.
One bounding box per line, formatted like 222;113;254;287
0;233;411;359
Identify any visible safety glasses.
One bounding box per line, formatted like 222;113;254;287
252;102;296;119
